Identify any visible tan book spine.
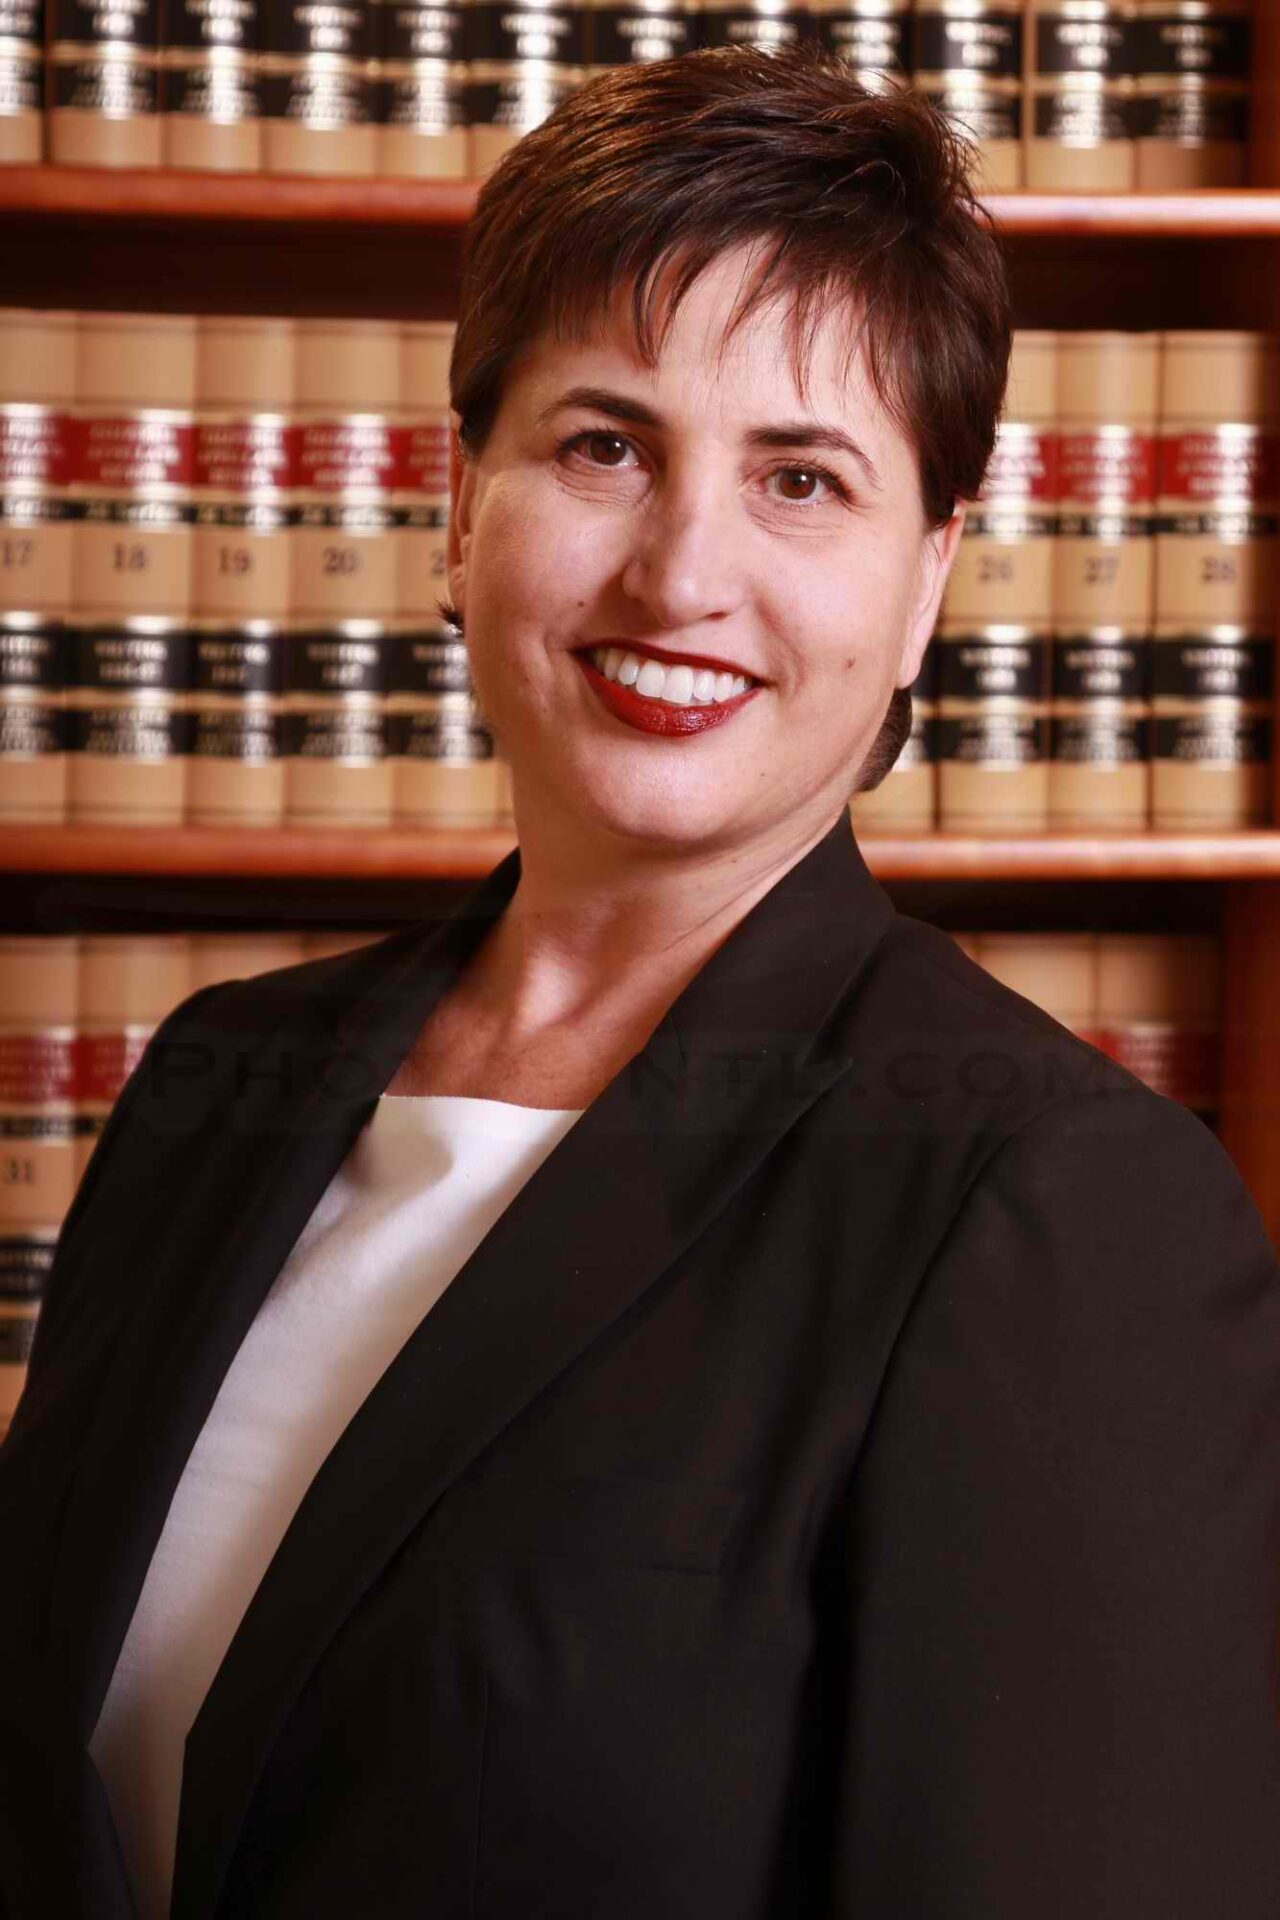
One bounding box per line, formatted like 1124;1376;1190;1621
1152;331;1278;829
1048;624;1150;829
194;315;294;621
162;0;264;171
283;618;394;826
1025;0;1135;190
946;329;1059;626
808;0;910;90
1131;0;1250;188
0;0;42;162
48;0;163;165
467;0;585;177
261;0;377;175
909;0;1025;192
71;311;199;619
0;308;76;619
67;614;191;824
376;0;469;176
935;619;1052;831
0;614;68;825
189;617;285;825
292;318;400;624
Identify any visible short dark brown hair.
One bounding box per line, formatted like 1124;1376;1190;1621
444;44;1012;791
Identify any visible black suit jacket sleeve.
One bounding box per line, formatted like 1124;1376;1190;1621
826;1088;1280;1918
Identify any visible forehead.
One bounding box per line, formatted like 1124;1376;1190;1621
506;245;905;458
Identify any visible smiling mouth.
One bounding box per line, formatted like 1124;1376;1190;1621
579;643;760;704
573;646;761;738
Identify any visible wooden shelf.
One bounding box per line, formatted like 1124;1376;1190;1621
4;168;1280;238
8;825;1280;882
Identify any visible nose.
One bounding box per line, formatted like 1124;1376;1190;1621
618;467;750;632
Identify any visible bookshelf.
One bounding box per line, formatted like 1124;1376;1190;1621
5;93;1280;1242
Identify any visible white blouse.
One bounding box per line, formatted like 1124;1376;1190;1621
88;1091;585;1920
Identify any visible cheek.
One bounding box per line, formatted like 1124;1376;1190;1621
472;477;605;620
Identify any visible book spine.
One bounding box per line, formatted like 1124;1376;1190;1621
261;0;377;175
1152;331;1278;827
946;328;1059;625
162;0;264;171
1130;0;1250;189
935;619;1052;831
815;0;910;90
0;307;76;619
66;614;192;822
0;613;67;822
467;0;585;177
375;0;468;175
1048;626;1150;827
0;0;43;163
189;617;285;821
583;0;697;71
47;0;162;165
283;618;393;823
390;629;497;823
1025;0;1135;191
910;0;1025;192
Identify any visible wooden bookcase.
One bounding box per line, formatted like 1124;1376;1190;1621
6;14;1280;1241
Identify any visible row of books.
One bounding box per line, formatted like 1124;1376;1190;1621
4;318;1277;633
0;311;453;628
0;0;1252;190
3;612;1273;831
948;330;1279;632
0;922;1222;1434
851;624;1275;833
2;616;518;825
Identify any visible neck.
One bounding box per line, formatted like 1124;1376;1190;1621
463;802;849;1045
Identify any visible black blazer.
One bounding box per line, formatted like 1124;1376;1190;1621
4;814;1280;1919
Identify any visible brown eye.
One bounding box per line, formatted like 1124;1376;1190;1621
777;467;822;501
578;432;630;466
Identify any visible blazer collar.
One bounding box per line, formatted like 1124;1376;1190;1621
53;811;896;1919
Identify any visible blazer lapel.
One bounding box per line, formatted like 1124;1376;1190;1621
46;845;525;1751
80;812;894;1920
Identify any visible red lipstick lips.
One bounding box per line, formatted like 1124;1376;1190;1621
575;652;760;737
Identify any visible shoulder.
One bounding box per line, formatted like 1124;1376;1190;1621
833;908;1166;1134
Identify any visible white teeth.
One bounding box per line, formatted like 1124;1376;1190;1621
587;645;756;706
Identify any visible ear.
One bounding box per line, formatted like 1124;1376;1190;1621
446;411;477;620
896;503;967;688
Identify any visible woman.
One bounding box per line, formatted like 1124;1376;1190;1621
4;44;1280;1920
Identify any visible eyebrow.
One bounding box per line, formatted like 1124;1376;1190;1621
534;384;883;492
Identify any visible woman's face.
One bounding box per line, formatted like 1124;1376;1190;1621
448;246;965;862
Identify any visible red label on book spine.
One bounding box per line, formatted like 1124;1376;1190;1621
1058;429;1156;505
71;414;196;491
294;419;397;494
0;1030;77;1106
1158;429;1280;505
0;407;73;491
980;424;1060;503
194;416;292;493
